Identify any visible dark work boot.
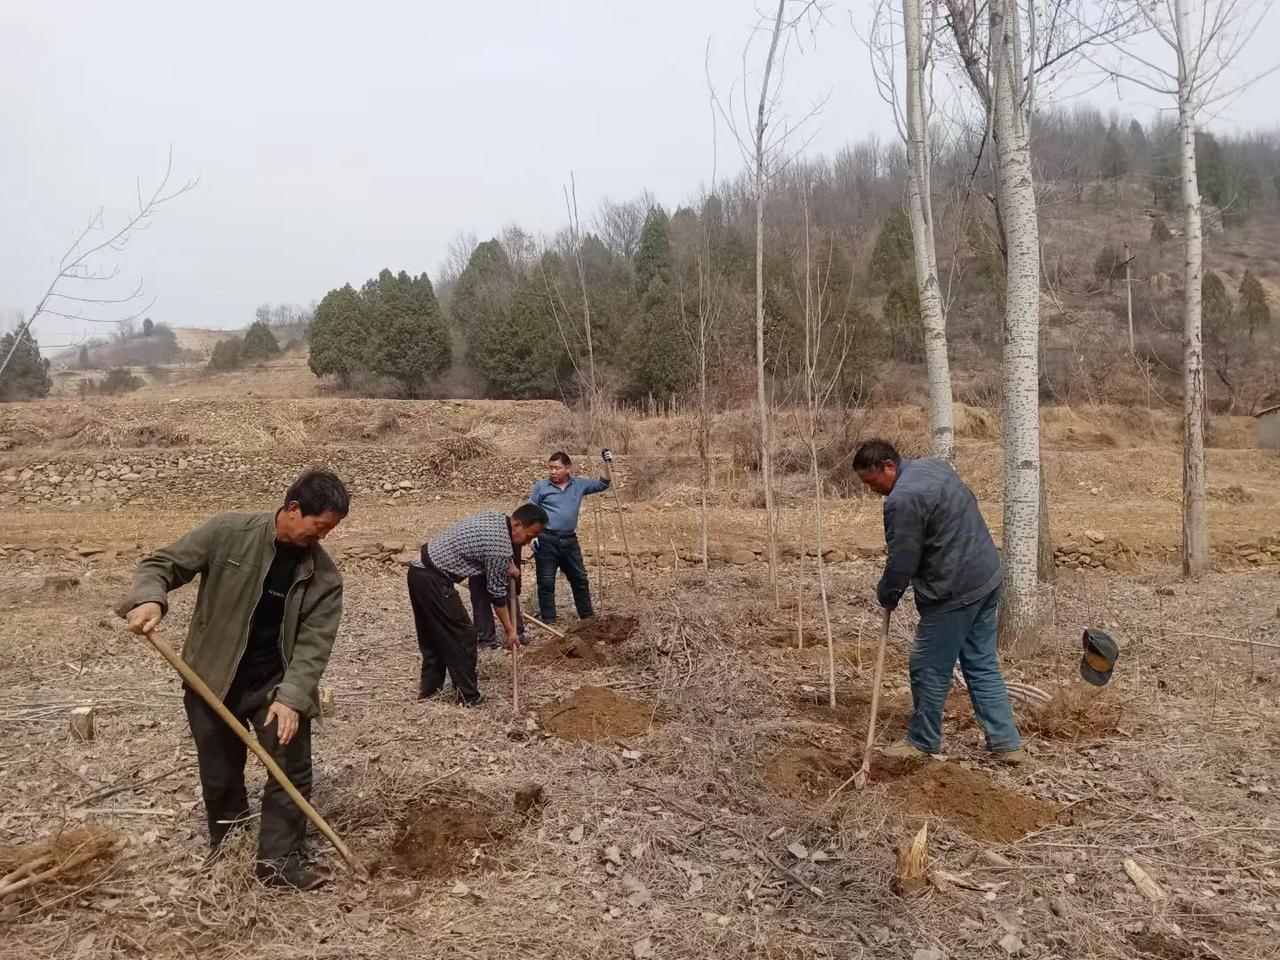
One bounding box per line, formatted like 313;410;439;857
255;852;326;891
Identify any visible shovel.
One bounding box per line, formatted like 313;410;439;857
853;609;892;789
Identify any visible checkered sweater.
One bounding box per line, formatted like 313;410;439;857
421;511;514;603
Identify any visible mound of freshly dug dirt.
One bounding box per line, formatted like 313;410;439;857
876;757;1060;842
389;795;508;880
567;614;638;644
537;685;656;743
525;615;639;670
760;744;1059;842
524;633;614;669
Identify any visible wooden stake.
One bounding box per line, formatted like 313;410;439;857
139;630;366;878
854;609;892;790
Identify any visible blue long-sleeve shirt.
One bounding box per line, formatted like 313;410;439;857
528;474;610;533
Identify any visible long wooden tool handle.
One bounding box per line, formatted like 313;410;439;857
609;477;638;590
523;612;567;639
141;630;366;878
508;577;520;712
859;610;892;775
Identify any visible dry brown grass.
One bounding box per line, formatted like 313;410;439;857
2;390;1279;958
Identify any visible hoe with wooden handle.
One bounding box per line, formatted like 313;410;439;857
141;629;367;879
853;609;893;790
508;577;521;712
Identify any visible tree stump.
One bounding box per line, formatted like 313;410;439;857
895;823;930;896
69;707;96;742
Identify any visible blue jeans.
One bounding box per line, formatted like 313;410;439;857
535;531;593;622
905;587;1022;753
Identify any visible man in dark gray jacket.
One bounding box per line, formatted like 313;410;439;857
854;440;1024;763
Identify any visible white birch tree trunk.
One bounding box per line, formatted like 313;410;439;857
989;0;1041;649
903;0;956;463
1176;0;1209;577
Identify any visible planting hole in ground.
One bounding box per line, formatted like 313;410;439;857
538;685;657;743
389;795;508;880
789;686;973;737
761;744;1060;842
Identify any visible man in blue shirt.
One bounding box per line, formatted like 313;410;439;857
527;450;613;623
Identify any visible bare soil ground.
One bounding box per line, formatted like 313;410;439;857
2;373;1279;959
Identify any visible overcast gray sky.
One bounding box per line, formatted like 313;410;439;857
3;0;1276;344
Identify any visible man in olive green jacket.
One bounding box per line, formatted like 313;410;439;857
117;469;349;890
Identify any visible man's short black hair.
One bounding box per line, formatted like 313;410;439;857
512;503;549;528
852;439;902;472
284;469;350;517
549;451;572;466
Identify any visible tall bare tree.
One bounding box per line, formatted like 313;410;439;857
941;0;1042;648
711;0;824;606
1102;0;1274;577
796;190;855;707
870;0;957;462
2;152;196;379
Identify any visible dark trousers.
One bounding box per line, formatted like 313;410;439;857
407;563;480;704
467;575;526;647
906;587;1022;754
183;675;312;862
535;530;594;622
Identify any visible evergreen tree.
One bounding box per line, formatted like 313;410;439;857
0;332;52;400
364;270;451;393
624;279;690;400
867;209;913;291
471;278;565;399
207;336;244;371
1151;216;1173;248
241;320;281;361
1239;270;1271;339
1101;126;1130;180
634;207;673;292
1094;239;1121;288
142;317;154;336
450;240;518;385
100;367;145;394
882;279;924;362
308;284;368;386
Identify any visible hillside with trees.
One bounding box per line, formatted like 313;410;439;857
306;107;1279;413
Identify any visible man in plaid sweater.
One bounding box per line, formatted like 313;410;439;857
407;503;546;705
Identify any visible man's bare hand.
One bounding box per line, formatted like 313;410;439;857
505;626;520;651
507;562;520;583
265;701;301;746
126;602;164;635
